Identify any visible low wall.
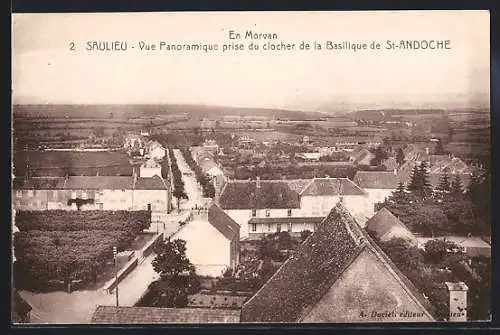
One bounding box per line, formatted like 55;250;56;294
103;257;139;293
139;233;163;259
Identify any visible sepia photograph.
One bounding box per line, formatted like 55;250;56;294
11;10;491;324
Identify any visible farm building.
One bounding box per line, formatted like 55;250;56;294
171;203;240;277
216;177;369;239
240;203;436;323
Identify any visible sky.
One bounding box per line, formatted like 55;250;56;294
12;11;490;110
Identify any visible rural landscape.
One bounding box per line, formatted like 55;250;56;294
12;102;491;324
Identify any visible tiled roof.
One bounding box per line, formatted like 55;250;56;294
365;208;413;240
60;176;134;190
218;181;300;210
240;202;435;323
283;179;313;194
13;177;64;189
300;178;366;196
90;306;240;324
353;171;407;189
208;203;240;241
240;203;365;322
134;176;168;190
13;175;170;191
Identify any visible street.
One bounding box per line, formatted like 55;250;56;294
173;148;207;210
19;253;159;323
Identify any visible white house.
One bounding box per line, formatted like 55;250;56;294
12;172;172;217
140;158;162;178
171;203;240;277
148;141;166;160
216;177;369;240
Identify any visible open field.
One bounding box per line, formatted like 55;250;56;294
13;150;133;177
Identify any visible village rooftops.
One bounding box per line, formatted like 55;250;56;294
90;306;240;324
300;178;366;196
207;203;241;241
13;175;168;191
240;202;435;323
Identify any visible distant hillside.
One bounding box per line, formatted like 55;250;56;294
13;104;325;121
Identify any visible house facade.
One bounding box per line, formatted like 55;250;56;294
216;177;369;240
171;203;240;277
12;172;172;217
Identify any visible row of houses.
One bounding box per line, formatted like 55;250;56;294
12;159;172;215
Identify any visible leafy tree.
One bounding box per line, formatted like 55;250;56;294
396;148;405;166
173;188;188;211
92;126;105;138
370;146;389;166
152;239;195;279
408;205;448;237
378;238;424;273
423;239;464;264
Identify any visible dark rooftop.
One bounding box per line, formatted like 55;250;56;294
218;180;300;210
91;306;241;324
300;178;366;196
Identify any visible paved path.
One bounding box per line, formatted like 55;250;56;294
173;148;206;211
19;253;159;324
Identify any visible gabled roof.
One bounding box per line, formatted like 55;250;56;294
59;176;134;190
365;208;413;241
13;177;65;190
134;175;168;190
353;171;406;189
208;203;240;241
218;180;300;210
300;178;366;196
283;179;312;194
241;202;435;323
90;306;240;324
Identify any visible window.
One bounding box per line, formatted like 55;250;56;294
277;224;282;233
267;223;271;232
251;209;257;217
16;190;22;198
27;190;33;197
265;209;270;217
71;191;77;199
81;192;87;200
52;190;57;199
287;209;292;217
251;223;257;232
288;223;293;232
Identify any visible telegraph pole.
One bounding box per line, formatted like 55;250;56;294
113;246;119;306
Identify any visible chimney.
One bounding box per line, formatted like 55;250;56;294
445;282;468;322
256;176;261;189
